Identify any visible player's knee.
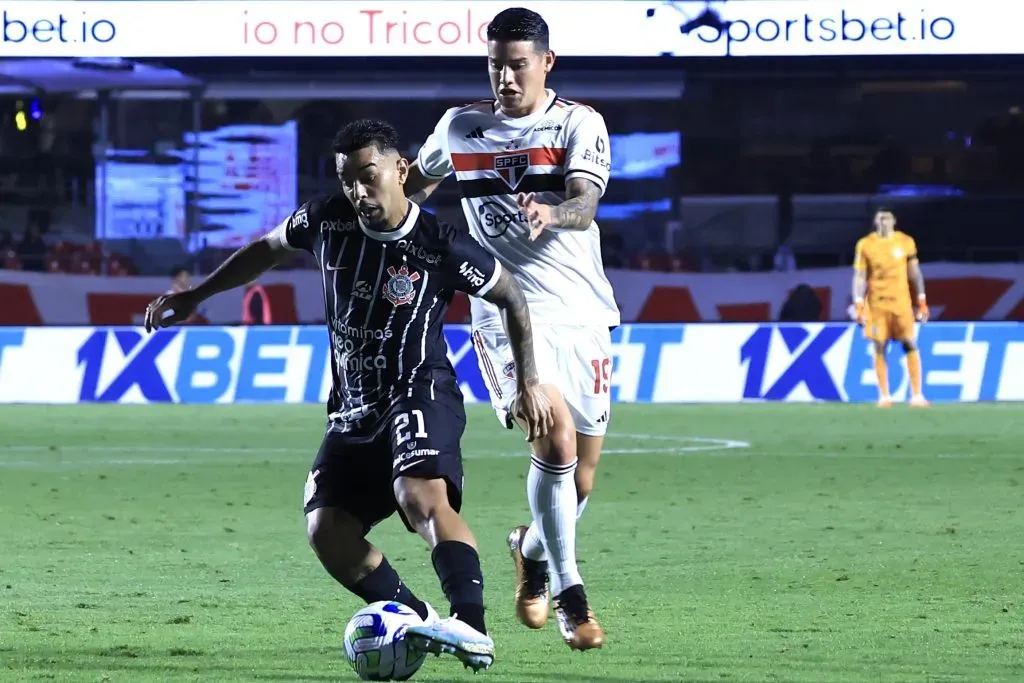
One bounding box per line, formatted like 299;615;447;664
306;508;361;555
873;342;887;356
534;424;576;466
901;339;916;353
394;477;450;530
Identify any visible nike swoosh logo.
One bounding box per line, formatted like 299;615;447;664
325;264;347;271
397;459;426;472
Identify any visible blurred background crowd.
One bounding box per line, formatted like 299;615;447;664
1;4;1022;321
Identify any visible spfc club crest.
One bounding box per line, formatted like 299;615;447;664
494;152;529;189
383;264;421;306
502;360;516;380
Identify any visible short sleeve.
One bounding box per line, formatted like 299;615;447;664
565;108;611;196
904;235;919;261
416;108;457;180
442;225;501;298
267;201;316;254
853;238;866;271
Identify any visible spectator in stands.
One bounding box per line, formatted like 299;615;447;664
16;223;47;272
773;241;797;271
778;283;822;322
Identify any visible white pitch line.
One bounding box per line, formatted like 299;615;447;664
0;433;751;468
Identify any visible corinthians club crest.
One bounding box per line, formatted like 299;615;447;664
383;264;421;306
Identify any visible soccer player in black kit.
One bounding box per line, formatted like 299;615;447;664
144;119;555;672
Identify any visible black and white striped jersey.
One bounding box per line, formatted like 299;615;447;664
271;194;501;426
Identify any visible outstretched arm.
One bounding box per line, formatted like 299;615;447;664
145;220;297;331
481;269;539;390
189;228;293;302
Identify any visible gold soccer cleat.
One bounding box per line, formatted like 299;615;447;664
506;526;549;629
554;588;605;651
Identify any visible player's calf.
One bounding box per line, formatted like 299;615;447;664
393;477;489;638
395;477;494;671
901;339;929;406
305;507;431;621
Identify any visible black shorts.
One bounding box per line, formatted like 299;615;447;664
302;384;466;534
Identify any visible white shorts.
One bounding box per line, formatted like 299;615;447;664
472;324;612;437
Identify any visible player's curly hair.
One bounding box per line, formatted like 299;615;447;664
487;7;549;50
332;119;401;156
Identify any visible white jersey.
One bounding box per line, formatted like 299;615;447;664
417;90;620;331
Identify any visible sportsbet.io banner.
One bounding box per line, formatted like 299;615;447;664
0;0;1013;59
0;323;1021;405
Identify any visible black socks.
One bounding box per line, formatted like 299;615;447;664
348;557;430;622
431;541;487;634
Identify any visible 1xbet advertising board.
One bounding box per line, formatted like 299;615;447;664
0;1;1012;59
0;324;1021;405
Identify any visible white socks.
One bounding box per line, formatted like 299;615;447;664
525;457;583;596
522;495;589;561
575;496;589;520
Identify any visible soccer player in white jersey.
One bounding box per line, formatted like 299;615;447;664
404;7;618;651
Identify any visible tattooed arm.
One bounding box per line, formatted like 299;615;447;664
482;269;539;390
550;177;602;229
518;177;603;241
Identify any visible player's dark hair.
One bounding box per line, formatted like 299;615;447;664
487;7;550;50
874;205;896;215
332;119;401;156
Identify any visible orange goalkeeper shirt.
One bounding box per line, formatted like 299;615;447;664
853;231;917;312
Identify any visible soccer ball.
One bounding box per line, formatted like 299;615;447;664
343;601;426;681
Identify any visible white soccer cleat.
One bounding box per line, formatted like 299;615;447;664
404;616;495;672
421;601;441;626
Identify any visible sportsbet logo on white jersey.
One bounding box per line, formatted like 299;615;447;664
417;90;621;331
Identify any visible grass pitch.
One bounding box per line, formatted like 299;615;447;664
1;403;1022;682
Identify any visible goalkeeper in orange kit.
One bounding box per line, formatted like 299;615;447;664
852;208;930;407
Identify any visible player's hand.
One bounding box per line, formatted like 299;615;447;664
916;301;930;322
854;302;867;326
144;291;201;332
516;192;555;241
513;383;554;442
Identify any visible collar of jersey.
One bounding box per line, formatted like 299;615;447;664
494;89;556;124
358;200;419;242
